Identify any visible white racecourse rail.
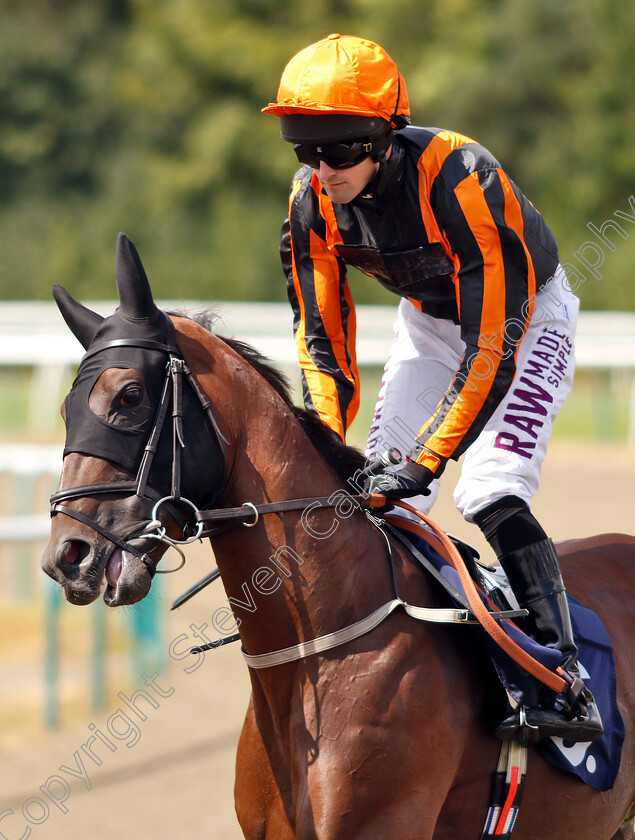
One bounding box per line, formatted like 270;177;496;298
0;300;634;370
0;303;633;510
0;300;634;434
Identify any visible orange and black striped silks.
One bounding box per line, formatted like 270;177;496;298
280;126;559;469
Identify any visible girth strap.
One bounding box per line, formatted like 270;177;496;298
238;602;526;670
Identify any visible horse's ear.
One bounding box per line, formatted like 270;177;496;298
115;232;157;320
52;284;104;349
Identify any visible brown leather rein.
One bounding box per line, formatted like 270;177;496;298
190;493;569;697
389;502;570;695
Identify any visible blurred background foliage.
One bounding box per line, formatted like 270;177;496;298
0;0;633;308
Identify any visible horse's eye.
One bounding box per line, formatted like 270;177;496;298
121;386;143;406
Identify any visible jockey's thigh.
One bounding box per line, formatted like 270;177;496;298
455;268;579;522
365;297;465;513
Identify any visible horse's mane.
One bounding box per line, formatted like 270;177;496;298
175;309;367;485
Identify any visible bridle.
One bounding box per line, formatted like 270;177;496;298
50;335;380;577
50;337;232;576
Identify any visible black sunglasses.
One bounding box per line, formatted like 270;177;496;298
293;137;376;170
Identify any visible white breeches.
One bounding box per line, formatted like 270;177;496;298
365;266;579;522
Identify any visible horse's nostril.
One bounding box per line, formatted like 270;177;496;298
61;540;92;568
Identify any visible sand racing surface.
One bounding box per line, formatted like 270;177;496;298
0;441;633;839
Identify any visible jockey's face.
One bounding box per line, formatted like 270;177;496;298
316;155;380;204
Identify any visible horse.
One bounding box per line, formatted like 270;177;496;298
42;234;634;839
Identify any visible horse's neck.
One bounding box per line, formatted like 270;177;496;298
210;358;395;661
172;320;401;663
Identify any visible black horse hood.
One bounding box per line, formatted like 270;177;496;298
62;310;177;473
55;233;178;473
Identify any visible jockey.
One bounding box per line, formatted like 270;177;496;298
263;34;602;744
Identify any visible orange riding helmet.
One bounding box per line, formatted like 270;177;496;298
263;34;410;144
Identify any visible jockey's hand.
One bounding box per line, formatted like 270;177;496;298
364;459;436;499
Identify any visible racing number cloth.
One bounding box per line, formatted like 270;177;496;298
281;127;560;474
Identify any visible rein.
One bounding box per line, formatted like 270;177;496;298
196;494;381;530
191;499;569;700
230;514;527;670
392;502;570;696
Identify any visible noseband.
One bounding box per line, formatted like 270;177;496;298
50;337;231;576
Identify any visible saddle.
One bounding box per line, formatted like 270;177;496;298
387;517;624;793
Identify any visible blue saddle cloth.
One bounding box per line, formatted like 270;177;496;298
405;530;625;792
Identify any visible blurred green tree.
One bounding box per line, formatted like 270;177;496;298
0;0;633;309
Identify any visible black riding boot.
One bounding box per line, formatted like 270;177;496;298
495;538;604;744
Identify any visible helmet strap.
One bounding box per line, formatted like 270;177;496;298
360;138;404;200
389;75;410;131
370;127;393;163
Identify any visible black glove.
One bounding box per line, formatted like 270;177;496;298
364;459;437;499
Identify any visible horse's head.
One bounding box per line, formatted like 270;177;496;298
42;233;227;606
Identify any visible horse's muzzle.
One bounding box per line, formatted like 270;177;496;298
42;527;153;607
